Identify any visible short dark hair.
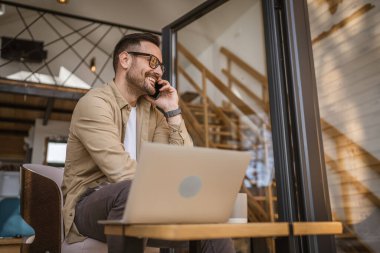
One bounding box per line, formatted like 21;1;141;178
112;32;160;73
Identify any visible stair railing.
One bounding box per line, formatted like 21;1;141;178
220;47;269;112
219;46;276;224
177;44;271;222
177;44;267;127
177;48;263;147
178;66;243;135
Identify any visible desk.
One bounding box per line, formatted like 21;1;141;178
0;238;23;253
102;222;342;253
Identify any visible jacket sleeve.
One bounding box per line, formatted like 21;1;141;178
71;94;136;182
152;108;193;146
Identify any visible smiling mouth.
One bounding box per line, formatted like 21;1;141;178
148;77;156;82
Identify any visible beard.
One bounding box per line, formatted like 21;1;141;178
125;62;155;96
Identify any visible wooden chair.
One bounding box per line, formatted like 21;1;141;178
20;164;185;253
20;164;107;253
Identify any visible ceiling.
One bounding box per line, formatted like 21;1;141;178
8;0;206;32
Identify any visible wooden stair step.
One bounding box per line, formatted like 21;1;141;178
207;124;228;128
185;103;203;109
208;129;236;137
193;111;217;117
253;196;278;201
180;91;199;103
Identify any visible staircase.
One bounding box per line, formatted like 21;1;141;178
177;43;380;253
177;44;276;224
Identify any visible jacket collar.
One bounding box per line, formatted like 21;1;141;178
108;80;152;111
108;80;129;109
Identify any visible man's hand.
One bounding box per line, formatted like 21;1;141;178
144;80;182;125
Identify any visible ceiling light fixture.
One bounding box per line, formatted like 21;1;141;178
57;0;69;4
90;57;96;73
0;4;5;16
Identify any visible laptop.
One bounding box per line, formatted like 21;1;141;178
114;142;251;224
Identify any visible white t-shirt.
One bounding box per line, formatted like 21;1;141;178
124;107;137;160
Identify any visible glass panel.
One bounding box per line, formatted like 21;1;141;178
176;0;277;252
307;1;380;252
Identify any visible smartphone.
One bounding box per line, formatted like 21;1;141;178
150;82;162;100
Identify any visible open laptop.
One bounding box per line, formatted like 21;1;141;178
113;142;251;224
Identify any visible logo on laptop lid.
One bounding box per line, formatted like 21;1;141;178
178;176;202;198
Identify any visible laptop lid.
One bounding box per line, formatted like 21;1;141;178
122;142;251;224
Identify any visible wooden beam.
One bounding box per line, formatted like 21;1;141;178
0;117;35;125
0;129;29;136
178;44;255;116
43;98;54;125
0;78;88;100
220;47;268;86
221;69;265;108
0;102;73;114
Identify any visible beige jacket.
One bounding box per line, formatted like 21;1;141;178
62;81;192;243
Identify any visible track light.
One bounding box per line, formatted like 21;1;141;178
90;57;96;73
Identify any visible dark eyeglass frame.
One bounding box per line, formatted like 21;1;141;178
127;51;165;73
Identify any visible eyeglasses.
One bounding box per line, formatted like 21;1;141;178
127;51;165;73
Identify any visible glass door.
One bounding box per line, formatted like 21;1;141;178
164;1;276;252
162;0;338;252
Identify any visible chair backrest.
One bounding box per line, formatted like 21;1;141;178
20;164;64;253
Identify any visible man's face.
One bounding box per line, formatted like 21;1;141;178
125;41;163;96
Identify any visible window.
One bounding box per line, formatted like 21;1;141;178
45;137;67;167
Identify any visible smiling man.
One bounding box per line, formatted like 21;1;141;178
61;33;235;253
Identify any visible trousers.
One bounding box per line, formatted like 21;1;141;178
74;180;235;253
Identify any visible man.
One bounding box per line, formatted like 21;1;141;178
62;33;235;253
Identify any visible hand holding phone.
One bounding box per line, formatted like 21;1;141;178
150;82;162;100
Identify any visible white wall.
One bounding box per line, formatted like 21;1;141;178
31;119;70;164
177;0;266;115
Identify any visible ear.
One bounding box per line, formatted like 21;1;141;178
119;51;132;70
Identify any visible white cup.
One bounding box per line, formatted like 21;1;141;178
228;193;248;224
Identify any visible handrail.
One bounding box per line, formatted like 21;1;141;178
325;154;380;208
221;69;265;109
180;100;215;148
178;66;236;130
178;65;261;139
321;119;380;175
177;43;256;116
220;47;268;87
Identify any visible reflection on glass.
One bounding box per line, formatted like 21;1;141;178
176;0;276;252
308;1;380;252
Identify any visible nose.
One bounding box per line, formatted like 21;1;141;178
151;70;161;80
152;65;163;77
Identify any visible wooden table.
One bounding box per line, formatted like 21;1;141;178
0;238;23;253
101;221;342;253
